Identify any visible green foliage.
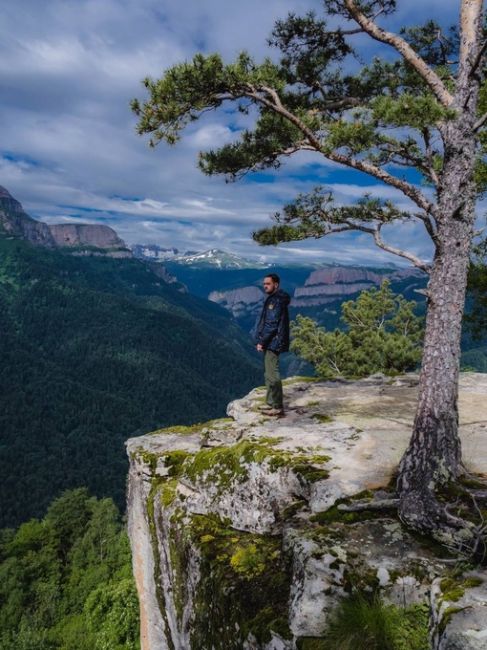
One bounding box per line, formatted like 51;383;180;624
268;11;352;87
0;236;260;527
465;237;487;339
324;116;379;153
170;512;290;647
0;489;139;650
230;543;268;578
199;110;303;179
370;93;454;129
131;52;285;147
290;281;423;379
400;20;459;66
84;578;140;650
324;593;429;650
252;190;407;245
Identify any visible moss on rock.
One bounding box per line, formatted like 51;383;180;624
311;413;333;424
163;511;292;649
149;417;234;436
170;439;331;491
439;574;483;603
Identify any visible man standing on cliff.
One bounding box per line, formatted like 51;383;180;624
254;273;291;417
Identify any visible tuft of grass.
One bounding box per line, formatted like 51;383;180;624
149;417;234;436
283;376;319;385
297;640;328;650
311;413;333;424
325;593;429;650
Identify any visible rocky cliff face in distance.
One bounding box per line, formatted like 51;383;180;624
49;223;132;257
132;244;181;261
207;265;425;321
146;260;187;291
0;185;57;247
292;266;425;307
0;185;132;257
209;285;264;319
126;373;487;650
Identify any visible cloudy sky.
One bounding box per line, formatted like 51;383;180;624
0;0;474;265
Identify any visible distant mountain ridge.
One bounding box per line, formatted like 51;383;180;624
291;265;424;307
161;252;425;323
0;185;131;257
132;241;424;314
132;244;272;269
172;248;271;269
206;265;425;321
132;243;192;261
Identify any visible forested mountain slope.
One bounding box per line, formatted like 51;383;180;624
0;488;139;650
0;236;261;527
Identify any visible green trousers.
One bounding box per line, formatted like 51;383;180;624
264;349;283;409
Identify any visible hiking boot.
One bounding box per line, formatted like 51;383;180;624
258;403;274;411
265;408;285;417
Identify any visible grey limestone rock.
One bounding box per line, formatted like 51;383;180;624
431;574;487;649
126;373;487;649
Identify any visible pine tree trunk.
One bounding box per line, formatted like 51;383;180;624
395;0;485;544
397;119;477;534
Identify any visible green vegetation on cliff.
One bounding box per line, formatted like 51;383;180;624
323;594;429;650
291;281;423;379
169;511;292;648
0;235;261;527
0;488;139;650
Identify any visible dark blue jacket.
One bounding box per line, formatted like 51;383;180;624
255;288;291;353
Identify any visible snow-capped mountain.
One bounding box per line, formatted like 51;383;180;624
131;244;199;261
171;248;271;269
131;245;266;268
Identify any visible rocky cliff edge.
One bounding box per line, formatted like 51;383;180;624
126;373;487;650
0;185;132;257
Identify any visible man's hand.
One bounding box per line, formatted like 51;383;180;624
256;343;264;352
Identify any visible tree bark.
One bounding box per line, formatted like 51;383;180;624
397;118;477;536
396;0;484;542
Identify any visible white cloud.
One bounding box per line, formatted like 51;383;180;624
0;0;468;264
187;124;234;149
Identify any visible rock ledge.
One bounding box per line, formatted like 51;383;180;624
126;373;487;649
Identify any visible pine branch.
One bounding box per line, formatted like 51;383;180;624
459;0;485;73
420;213;438;242
372;137;439;185
244;86;436;216
345;221;431;273
254;190;431;273
468;37;487;79
372;223;431;272
343;0;454;107
474;110;487;131
326;150;435;215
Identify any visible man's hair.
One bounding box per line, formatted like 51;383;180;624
265;273;280;285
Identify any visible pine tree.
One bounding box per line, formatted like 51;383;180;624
132;1;487;548
291;281;423;379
